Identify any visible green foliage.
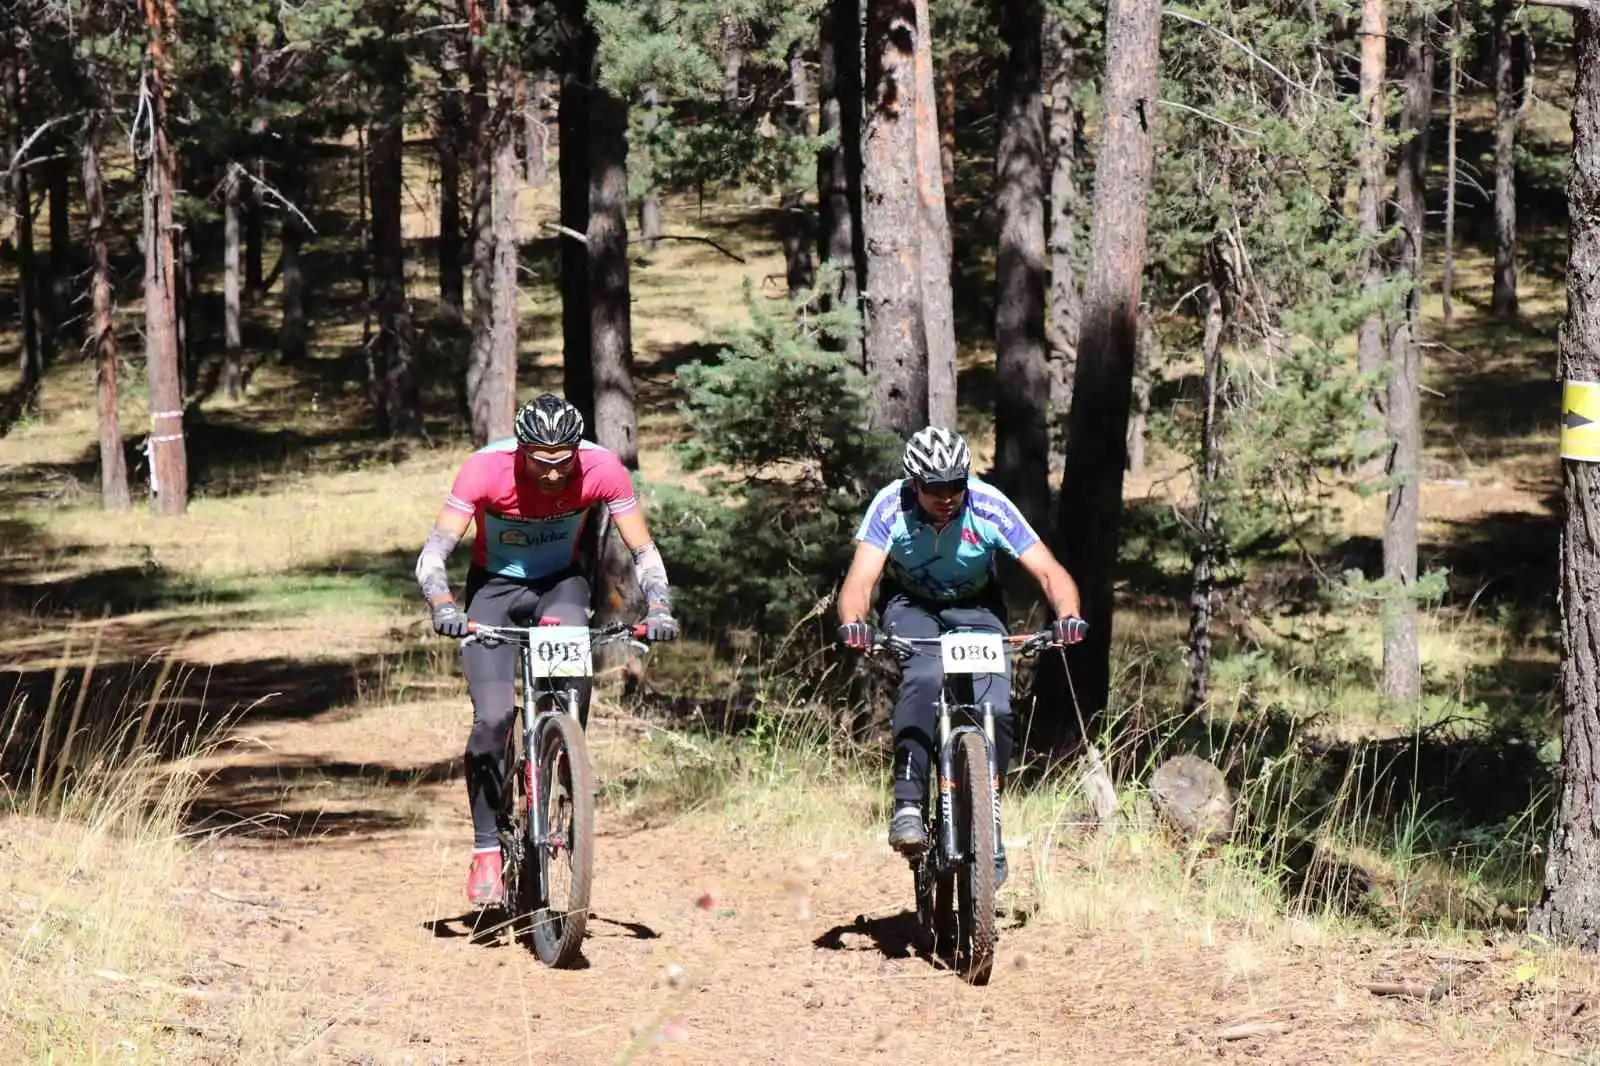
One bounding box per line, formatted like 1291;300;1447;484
646;271;896;636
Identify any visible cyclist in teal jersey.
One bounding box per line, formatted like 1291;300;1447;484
415;394;680;905
836;427;1086;886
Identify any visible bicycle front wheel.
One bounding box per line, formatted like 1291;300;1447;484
528;712;595;968
953;731;997;985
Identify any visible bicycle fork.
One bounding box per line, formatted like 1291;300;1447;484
932;697;1003;868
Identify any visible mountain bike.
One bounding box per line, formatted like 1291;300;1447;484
868;627;1065;985
459;618;650;968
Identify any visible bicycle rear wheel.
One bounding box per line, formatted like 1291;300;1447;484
528;712;594;967
953;731;997;985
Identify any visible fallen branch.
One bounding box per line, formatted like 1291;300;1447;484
208;886;275;908
1520;0;1598;12
1365;979;1456;1003
1215;1021;1293;1041
542;221;589;245
627;233;748;263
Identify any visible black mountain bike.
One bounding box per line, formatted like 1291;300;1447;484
868;627;1065;985
460;618;649;967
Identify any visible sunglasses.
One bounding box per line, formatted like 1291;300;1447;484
521;448;577;469
914;478;968;499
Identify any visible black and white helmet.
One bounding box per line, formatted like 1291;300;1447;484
514;393;585;448
902;426;971;484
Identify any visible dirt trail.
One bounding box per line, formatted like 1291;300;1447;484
139;702;1564;1066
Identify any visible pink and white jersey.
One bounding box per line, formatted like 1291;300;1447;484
443;439;638;580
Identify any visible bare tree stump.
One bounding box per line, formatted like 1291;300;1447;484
1150;754;1234;845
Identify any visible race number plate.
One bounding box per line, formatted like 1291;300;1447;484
939;633;1005;675
527;625;593;678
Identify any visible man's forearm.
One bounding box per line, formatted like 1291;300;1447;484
1043;568;1082;619
630;540;672;608
415;525;462;607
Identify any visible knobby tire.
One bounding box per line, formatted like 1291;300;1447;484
528;712;594;968
953;731;997;985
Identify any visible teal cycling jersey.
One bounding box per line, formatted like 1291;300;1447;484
855;476;1040;603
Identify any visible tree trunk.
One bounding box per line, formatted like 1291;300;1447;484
178;177;198;399
466;0;499;442
780;43;816;298
1534;8;1600;950
279;137;309;365
1382;26;1433;703
1045;25;1083;446
1126;308;1155;475
863;0;930;435
1051;0;1161;717
46;149;70;338
937;55;957;194
368;5;422;437
223;164;244;400
480;14;520;444
84;113;130;511
222;50;245;400
1355;0;1388;471
245;39;265;300
723;17;744;104
560;7;596;424
439;18;467;324
6;38;40;407
638;84;663;254
142;0;188;516
589;87;636;465
525;72;550;185
817;0;866;364
1442;0;1459;330
1492;0;1519;321
993;0;1050;530
1183;238;1231;718
915;0;957;431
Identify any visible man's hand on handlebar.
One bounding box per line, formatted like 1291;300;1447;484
1050;615;1088;646
432;602;469;639
837;621;876;650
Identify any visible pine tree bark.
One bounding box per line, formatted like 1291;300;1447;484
368;2;422;437
589;86;636;465
279;133;309;365
818;0;866;364
466;0;500;443
525;72;550;185
439;15;467;324
142;0;188;516
46;147;70;339
1382;27;1433;703
916;0;957;430
245;39;265;300
1183;237;1232;718
1045;24;1083;437
937;56;956;194
993;0;1050;530
1051;0;1161;716
487;17;520;441
1535;8;1600;950
559;27;595;426
1442;0;1460;330
1355;0;1388;469
638;84;663;254
84;112;130;511
6;36;40;407
863;0;957;434
222;50;245;400
780;42;816;298
1492;0;1519;321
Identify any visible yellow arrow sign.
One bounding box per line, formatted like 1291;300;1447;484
1563;381;1600;462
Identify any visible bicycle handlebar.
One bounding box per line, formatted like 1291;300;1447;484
459;619;651;647
865;628;1071;658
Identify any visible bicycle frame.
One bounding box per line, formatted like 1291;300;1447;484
465;619;646;885
874;629;1052;875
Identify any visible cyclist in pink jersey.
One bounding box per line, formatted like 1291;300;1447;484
414;393;679;905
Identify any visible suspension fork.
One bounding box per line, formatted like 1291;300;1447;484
935;691;957;865
521;647;545;853
982;700;1002;858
